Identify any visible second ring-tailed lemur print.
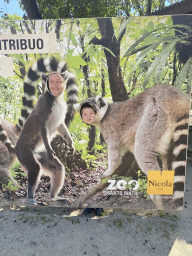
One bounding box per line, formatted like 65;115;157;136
76;85;190;210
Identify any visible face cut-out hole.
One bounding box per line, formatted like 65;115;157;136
80;102;97;125
81;107;96;124
48;73;64;97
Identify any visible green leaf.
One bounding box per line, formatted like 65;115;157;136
101;178;108;184
175;57;192;89
146;21;154;32
156;23;165;30
166;17;173;27
102;46;116;57
94;144;103;150
116;17;133;41
70;32;78;47
126;42;160;85
143;40;178;87
186;59;192;93
154;41;178;84
123;28;162;59
67;56;87;69
85;155;97;160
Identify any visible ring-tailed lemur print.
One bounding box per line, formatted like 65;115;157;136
75;85;190;210
0;57;78;202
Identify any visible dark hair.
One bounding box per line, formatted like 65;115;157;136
80;102;97;117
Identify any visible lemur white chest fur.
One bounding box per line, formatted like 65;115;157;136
46;96;67;138
34;94;67;152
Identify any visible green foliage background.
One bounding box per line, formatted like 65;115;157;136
0;15;191;166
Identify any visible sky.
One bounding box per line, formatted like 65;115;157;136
0;0;25;18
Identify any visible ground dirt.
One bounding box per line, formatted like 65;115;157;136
0;143;192;255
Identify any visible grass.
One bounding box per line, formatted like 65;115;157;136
158;211;166;217
18;213;57;224
65;217;80;224
114;219;123;228
161;230;170;239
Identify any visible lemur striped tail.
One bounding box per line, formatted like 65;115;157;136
172;114;189;210
16;57;78;132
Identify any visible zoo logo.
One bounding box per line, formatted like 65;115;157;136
107;179;139;191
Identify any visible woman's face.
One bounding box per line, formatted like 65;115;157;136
81;107;96;124
48;73;64;97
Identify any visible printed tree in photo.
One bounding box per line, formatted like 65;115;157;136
90;18;128;102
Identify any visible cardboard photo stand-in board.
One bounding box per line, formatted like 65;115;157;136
0;15;191;211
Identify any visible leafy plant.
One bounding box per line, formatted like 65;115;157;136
134;170;148;198
3;181;18;191
121;17;192;93
10;162;26;178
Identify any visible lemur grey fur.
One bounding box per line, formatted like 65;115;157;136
0;57;78;201
76;85;190;210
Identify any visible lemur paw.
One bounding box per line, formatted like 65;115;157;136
102;169;113;177
27;198;37;203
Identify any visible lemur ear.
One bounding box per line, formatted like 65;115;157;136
42;73;49;83
95;96;107;108
60;71;68;81
73;103;81;112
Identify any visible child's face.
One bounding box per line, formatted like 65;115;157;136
81;107;96;124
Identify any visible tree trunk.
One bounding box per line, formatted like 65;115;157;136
55;20;62;40
80;31;96;152
147;0;152;15
101;68;105;97
90;18;128;102
87;125;96;153
21;0;42;19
